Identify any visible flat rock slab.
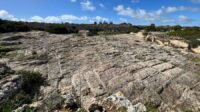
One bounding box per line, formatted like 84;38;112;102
3;31;200;111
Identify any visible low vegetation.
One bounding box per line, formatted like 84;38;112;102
0;45;20;58
0;43;21;59
116;106;128;112
0;19;30;33
146;102;158;112
191;57;200;62
0;19;142;35
168;27;200;48
0;70;45;112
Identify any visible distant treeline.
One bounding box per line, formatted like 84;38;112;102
0;19;141;34
0;19;200;35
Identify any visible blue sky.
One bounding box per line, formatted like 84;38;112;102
0;0;200;26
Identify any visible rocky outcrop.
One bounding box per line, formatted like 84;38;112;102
192;46;200;54
144;32;190;50
145;32;167;42
170;40;189;48
1;31;200;111
0;75;23;104
0;63;12;78
102;91;146;112
155;40;165;46
78;30;90;37
145;34;156;42
135;32;145;38
0;63;22;104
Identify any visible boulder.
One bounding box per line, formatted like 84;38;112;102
136;32;145;38
191;47;200;54
169;40;189;48
155;40;164;46
0;63;12;78
78;30;90;37
102;91;146;112
0;75;23;104
40;94;65;111
62;93;78;110
145;35;156;42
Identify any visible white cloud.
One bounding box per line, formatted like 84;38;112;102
114;5;199;23
94;16;108;21
30;15;108;23
99;3;105;8
178;15;193;23
45;16;60;23
30;15;86;23
80;0;96;11
114;5;162;21
164;6;200;13
60;15;79;21
165;6;179;13
60;15;88;22
0;10;16;20
89;16;109;23
0;10;9;17
161;15;193;25
30;16;44;22
0;10;109;23
119;18;128;22
70;0;77;2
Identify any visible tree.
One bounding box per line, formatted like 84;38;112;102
173;25;182;31
94;22;97;25
109;22;113;25
145;23;156;31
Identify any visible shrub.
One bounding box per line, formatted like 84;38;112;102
45;24;78;34
16;70;44;95
0;19;31;33
145;24;156;31
0;70;45;111
146;102;158;112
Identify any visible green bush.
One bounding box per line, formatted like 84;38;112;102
0;70;45;112
146;102;158;112
45;24;78;34
0;19;30;33
16;70;44;95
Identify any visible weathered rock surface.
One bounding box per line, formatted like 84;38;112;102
0;63;22;104
170;40;189;48
145;32;190;52
192;46;200;54
102;91;146;112
1;31;200;111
